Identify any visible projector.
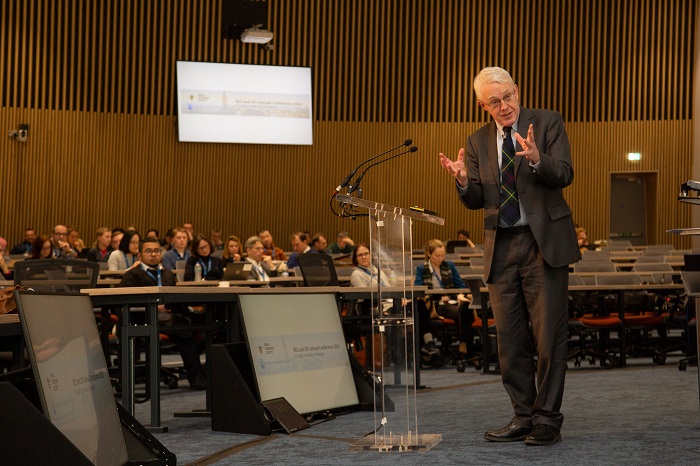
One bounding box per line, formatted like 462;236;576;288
240;27;273;44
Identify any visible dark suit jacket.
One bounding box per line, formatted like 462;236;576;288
119;264;176;287
459;107;580;281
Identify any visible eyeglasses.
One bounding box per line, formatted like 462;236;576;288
54;232;67;236
142;249;161;255
357;252;370;257
483;92;516;109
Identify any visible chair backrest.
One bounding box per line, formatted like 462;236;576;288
13;259;100;292
444;253;461;262
645;244;674;252
573;261;618;273
633;262;674;273
568;274;586;286
595;273;643;286
465;277;486;310
296;252;339;286
580;250;611;260
335;266;355;279
634;254;664;263
453;246;482;255
470;256;485;266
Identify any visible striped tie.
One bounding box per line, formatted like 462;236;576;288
500;127;520;226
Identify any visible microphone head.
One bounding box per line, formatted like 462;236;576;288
409;146;418;152
404;139;412;146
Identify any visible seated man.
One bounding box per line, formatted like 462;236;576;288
309;233;328;253
257;229;287;261
162;227;190;271
286;231;310;270
245;235;280;281
50;224;77;259
10;228;36;255
118;238;205;390
327;231;355;254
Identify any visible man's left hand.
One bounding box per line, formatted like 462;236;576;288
515;124;540;164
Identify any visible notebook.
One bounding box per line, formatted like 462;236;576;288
223;261;253;280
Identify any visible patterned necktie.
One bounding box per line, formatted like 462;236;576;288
500;127;520;226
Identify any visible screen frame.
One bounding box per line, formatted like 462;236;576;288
238;292;359;415
15;291;130;466
176;60;314;145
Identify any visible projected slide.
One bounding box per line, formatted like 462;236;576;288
239;294;358;415
177;62;313;145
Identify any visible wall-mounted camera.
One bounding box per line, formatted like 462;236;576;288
8;123;29;142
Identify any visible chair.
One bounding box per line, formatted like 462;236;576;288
633;262;674;273
580;250;611;261
297;252;339;286
453;246;482;255
573;261;618;273
470;256;485;266
634;254;665;263
595;273;669;364
607;240;634;251
567;274;622;369
13;259;100;292
462;276;496;372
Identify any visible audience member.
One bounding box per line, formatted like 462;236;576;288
30;235;53;259
164;228;175;250
146;229;165;247
0;237;12;279
162;228;190;271
50;224;77;258
211;229;224;251
286;231;310;270
310;233;328;253
414;239;473;357
221;235;244;266
10;228;36;255
245;236;280;281
184;235;223;281
86;227;113;262
183;222;195;242
257;229;287;260
108;230;141;271
456;229;477;248
576;227;595;254
111;228;125;251
67;226;87;257
328;231;355;254
118;238;206;390
350;243;390;288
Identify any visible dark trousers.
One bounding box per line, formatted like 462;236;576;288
488;227;569;430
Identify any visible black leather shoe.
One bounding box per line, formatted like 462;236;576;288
524;424;561;446
484;422;532;442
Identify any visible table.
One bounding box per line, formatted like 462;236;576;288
83;285;376;430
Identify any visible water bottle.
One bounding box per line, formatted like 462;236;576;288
194;262;203;281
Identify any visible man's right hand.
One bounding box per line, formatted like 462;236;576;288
439;148;468;187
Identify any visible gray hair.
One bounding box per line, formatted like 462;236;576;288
244;235;262;250
473;67;514;101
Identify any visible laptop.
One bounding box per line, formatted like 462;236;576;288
223;261;254;280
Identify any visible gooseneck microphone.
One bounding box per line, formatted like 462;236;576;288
333;139;412;196
347;146;418;194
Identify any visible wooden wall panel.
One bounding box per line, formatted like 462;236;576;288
0;0;696;251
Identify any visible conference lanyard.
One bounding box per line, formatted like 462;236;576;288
430;264;445;289
360;266;386;287
253;263;267;280
146;268;162;286
198;257;212;278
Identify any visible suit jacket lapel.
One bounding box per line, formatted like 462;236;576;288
514;107;531;177
487;122;500;184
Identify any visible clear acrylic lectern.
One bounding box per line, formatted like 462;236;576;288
337;194;444;452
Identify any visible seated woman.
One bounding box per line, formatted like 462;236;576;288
108;230;141;271
86;227;113;263
30;235;53;259
414;239;474;358
349;243;394;314
184;235;224;281
221;235;244;266
0;237;12;279
576;227;596;254
456;229;476;248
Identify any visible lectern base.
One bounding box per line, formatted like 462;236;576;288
349;433;442;452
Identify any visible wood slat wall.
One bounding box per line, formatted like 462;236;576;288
0;0;695;251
